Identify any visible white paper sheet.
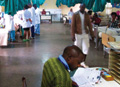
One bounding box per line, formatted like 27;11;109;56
71;68;101;87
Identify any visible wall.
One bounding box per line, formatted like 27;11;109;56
0;6;4;12
58;4;106;15
2;6;4;12
40;0;59;9
1;1;120;16
112;7;120;12
59;4;120;16
59;4;80;15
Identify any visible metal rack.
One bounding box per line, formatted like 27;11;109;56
109;49;120;84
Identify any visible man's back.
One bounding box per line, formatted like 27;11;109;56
41;58;72;87
22;10;31;28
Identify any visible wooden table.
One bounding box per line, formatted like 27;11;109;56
71;67;120;87
40;15;52;23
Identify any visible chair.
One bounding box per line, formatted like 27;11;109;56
62;14;69;25
102;33;115;57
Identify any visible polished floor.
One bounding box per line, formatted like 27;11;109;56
0;23;108;87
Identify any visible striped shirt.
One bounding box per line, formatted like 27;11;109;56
41;58;72;87
109;20;119;28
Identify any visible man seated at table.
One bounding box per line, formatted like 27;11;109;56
41;45;85;87
92;13;101;26
108;12;120;28
41;9;46;15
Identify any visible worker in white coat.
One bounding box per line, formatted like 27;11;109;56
4;13;16;42
22;5;32;42
28;3;36;39
33;4;40;35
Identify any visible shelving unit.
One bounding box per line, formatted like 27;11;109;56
109;49;120;84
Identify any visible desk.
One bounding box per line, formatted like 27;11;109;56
95;77;120;87
98;28;120;38
71;67;120;87
94;26;120;49
93;26;106;48
40;15;52;23
0;29;8;46
52;14;61;22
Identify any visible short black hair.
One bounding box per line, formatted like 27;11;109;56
8;12;11;15
94;13;98;17
33;4;37;9
88;10;92;15
24;5;29;9
111;12;117;16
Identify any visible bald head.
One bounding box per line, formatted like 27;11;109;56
62;45;85;71
80;4;86;13
63;45;84;59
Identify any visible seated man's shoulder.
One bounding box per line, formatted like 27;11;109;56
46;57;57;62
45;58;60;65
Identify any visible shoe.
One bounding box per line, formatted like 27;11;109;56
80;62;89;68
23;39;27;42
35;34;40;36
11;39;16;42
30;37;34;39
12;40;18;42
20;36;23;39
30;37;32;39
32;37;35;39
26;39;30;41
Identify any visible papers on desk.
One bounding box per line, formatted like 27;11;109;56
108;41;120;49
71;68;101;87
98;27;120;38
116;30;120;36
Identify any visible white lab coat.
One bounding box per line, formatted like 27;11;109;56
17;10;24;26
0;17;5;25
35;8;40;25
68;11;74;19
22;9;31;28
14;14;19;25
4;14;15;31
28;6;35;26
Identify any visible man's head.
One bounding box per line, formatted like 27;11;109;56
24;5;29;10
43;9;45;11
8;12;11;15
70;8;73;12
33;4;37;9
62;45;85;71
93;13;98;18
111;12;117;19
79;4;86;13
88;10;92;15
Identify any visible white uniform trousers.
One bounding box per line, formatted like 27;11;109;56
74;34;90;55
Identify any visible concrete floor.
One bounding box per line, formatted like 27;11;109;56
0;23;108;87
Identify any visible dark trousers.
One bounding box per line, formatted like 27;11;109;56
31;25;35;38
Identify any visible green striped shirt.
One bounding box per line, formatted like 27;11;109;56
41;58;72;87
